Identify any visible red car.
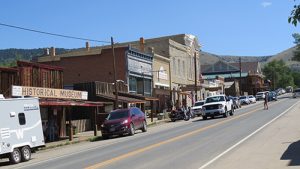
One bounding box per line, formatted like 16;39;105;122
100;107;147;139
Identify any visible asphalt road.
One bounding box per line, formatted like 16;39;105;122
1;95;298;169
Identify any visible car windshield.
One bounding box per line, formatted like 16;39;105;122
206;96;225;103
107;110;129;120
240;96;246;99
194;101;204;106
249;96;254;98
256;92;264;95
294;89;300;92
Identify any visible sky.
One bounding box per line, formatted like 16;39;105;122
0;0;299;56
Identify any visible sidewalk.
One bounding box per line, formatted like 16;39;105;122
206;100;300;169
44;116;169;149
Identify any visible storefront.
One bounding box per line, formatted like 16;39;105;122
11;85;104;142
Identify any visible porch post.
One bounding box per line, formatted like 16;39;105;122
94;107;98;136
68;107;73;141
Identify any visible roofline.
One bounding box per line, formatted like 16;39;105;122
17;60;64;70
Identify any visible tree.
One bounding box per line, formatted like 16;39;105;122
292;33;300;61
288;2;300;26
262;60;295;89
292;72;300;87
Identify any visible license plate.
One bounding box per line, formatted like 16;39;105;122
110;128;115;132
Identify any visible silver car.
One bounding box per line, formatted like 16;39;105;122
293;88;300;98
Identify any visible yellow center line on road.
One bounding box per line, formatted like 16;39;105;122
85;99;284;169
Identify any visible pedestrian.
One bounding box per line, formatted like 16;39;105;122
264;92;269;110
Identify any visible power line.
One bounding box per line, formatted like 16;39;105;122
0;22;111;44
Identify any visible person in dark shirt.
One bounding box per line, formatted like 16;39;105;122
264;92;269;110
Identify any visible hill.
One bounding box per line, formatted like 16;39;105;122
0;48;70;66
266;46;300;71
0;46;299;71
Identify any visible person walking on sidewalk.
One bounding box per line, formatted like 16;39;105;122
264;92;269;110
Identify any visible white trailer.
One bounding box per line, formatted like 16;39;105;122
0;96;45;164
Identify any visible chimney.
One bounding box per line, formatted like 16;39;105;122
50;47;56;56
44;48;50;56
139;37;145;52
86;42;90;51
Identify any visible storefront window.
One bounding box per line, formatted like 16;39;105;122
144;79;152;96
129;76;137;93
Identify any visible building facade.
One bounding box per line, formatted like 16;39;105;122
201;60;265;96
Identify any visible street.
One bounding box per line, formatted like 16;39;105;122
1;95;299;169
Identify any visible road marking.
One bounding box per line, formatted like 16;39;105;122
85;99;286;169
198;99;300;169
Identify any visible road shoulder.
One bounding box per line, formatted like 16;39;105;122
206;100;300;169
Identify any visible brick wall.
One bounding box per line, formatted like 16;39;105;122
41;47;128;86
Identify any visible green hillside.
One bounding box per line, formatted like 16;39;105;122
0;48;70;66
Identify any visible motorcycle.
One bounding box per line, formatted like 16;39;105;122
169;107;194;122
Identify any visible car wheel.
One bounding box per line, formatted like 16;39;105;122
102;134;109;140
223;108;228;118
202;116;207;120
21;146;31;162
9;148;21;164
141;121;147;132
230;109;234;116
129;123;135;136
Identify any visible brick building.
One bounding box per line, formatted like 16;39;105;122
38;45;155;111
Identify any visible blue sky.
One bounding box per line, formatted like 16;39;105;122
0;0;298;56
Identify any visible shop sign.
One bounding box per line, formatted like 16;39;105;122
12;86;88;100
158;66;168;80
128;58;152;76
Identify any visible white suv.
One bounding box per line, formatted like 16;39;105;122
202;95;233;120
255;92;266;101
191;100;205;116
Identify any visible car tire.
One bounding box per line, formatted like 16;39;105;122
129;123;135;136
9;148;21;164
102;134;109;140
21;146;31;162
223;108;228;118
141;121;147;132
202;116;207;120
230;109;234;116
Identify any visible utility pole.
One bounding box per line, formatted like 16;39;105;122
239;57;242;96
194;52;198;101
111;37;118;109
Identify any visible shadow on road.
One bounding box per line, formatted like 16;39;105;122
0;161;10;167
281;140;300;166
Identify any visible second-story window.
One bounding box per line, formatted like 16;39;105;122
173;57;176;76
183;61;185;77
178;59;180;77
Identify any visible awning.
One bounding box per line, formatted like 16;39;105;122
96;94;146;104
39;99;104;107
117;92;159;101
224;82;234;89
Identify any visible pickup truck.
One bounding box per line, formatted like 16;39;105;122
202;95;234;120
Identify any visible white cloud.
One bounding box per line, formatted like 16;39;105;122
261;2;272;8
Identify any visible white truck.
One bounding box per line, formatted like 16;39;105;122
202;95;234;120
0;96;45;164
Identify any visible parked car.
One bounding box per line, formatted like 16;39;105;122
255;92;266;101
233;97;241;109
268;91;278;101
248;95;256;103
229;96;241;109
239;96;251;105
202;95;233;120
100;107;147;139
191;100;205;116
293;88;300;98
